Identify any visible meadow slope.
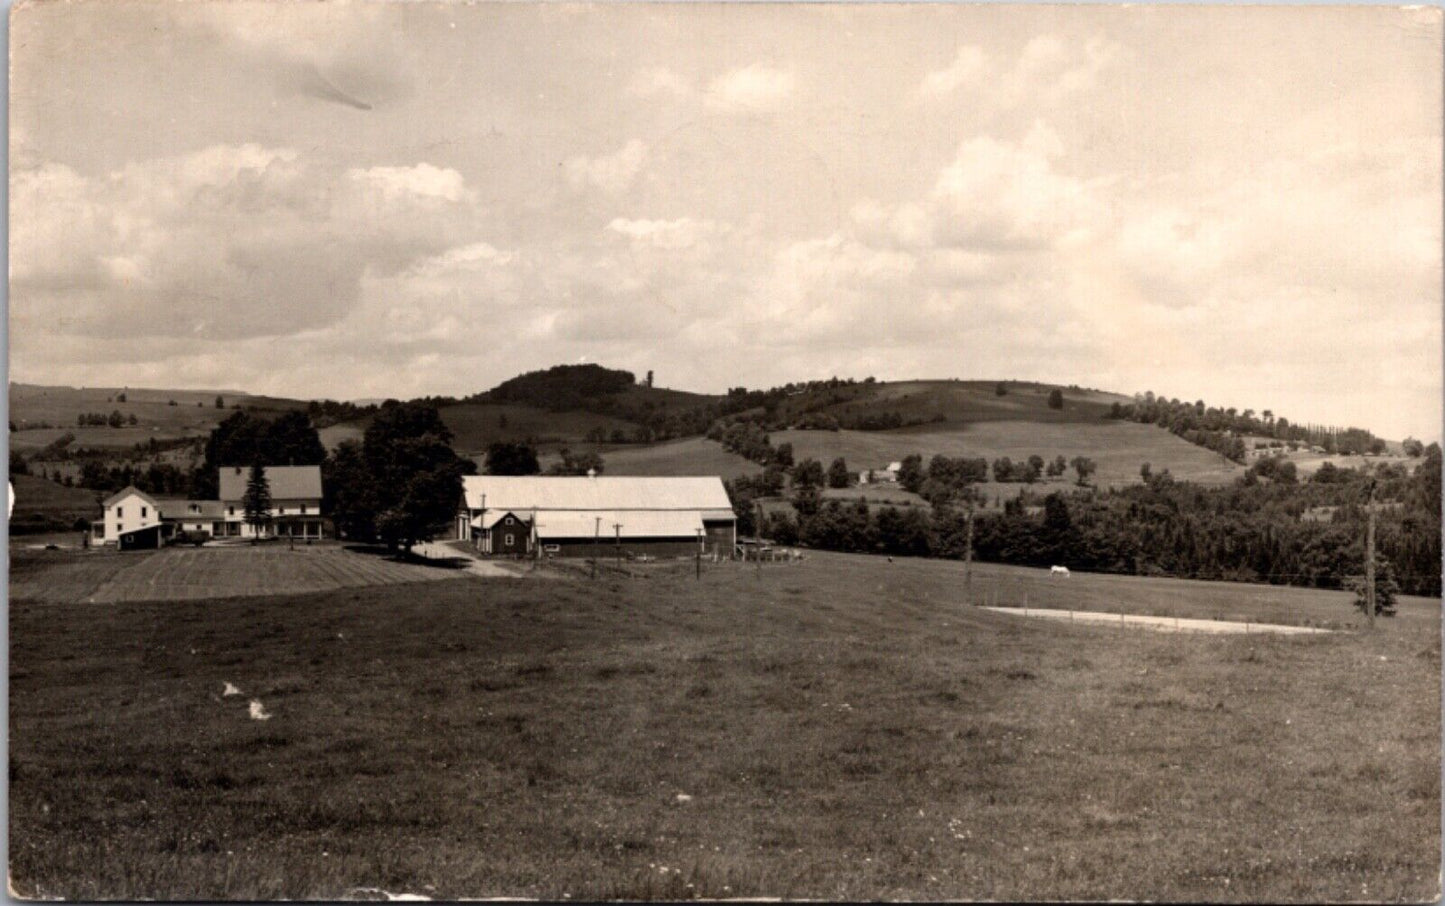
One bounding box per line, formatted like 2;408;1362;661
9;552;1438;901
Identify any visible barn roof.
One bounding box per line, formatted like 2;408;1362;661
218;465;323;501
536;510;705;540
460;475;733;516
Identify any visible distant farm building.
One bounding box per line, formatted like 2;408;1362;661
860;461;902;485
97;465;326;546
457;474;736;558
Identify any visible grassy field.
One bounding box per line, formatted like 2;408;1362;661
9;550;1438;900
8;474;104;533
548;437;760;480
774;420;1244;490
9;545;465;605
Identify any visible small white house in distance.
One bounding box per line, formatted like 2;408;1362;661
860;461;902;484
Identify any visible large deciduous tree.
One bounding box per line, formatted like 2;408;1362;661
485;442;541;475
361;402;474;553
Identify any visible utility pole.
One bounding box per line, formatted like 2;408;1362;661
696;527;703;580
592;516;601;580
614;522;622;567
1365;480;1377;628
964;501;975;604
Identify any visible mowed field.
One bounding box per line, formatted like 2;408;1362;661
9;551;1438;900
9;545;462;605
774;420;1244;490
551;437;759;481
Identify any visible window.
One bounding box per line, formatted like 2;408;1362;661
117;506;124;518
505;516;514;525
504;534;514;546
228;506;235;516
300;504;307;515
141;506;148;518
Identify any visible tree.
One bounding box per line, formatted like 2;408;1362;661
9;450;29;477
486;442;540;475
362;402;472;553
549;448;605;476
1140;462;1152;482
1403;437;1425;458
1070;456;1097;486
1047;389;1064;410
995;382;1007;397
323;440;379;542
1346;556;1400;617
827;457;850;489
1026;455;1045;483
216;395;225;409
116;392;127;403
791;458;825;488
242;461;273;541
792;482;823;517
897;454;925;493
773;442;795;469
127;413;138;426
107;410;125;428
1047;455;1067;478
646;370;654;388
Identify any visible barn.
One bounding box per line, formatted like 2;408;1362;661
456;474;737;559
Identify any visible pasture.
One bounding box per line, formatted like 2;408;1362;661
555;436;759;481
8;550;1437;900
774;420;1244;490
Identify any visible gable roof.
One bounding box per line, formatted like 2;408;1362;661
156;499;226;520
102;486;161;509
460;475;733;516
218;465;323;501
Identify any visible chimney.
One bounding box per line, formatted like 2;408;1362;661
587;468;597;479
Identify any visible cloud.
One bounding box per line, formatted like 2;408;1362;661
919;35;1121;109
346;164;473;204
705;64;795;113
564;140;649;196
10;146;484;345
854;121;1104;251
607;217;727;250
628;66;691;99
919;46;988;97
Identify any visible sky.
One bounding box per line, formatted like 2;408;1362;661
9;3;1442;440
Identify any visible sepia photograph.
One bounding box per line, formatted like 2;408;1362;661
6;1;1442;900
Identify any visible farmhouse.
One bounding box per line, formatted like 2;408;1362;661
860;461;902;484
456;473;736;558
96;465;325;546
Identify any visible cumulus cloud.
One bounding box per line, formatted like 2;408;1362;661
628;66;691;99
705;64;795;113
920;35;1121;109
10;146;482;344
564;140;649;196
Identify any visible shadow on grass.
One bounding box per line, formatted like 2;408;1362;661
340;544;470;571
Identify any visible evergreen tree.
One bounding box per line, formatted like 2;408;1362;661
242;461;273;540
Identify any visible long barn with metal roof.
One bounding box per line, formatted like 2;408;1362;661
456;473;736;558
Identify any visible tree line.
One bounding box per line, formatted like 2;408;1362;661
732;445;1441;598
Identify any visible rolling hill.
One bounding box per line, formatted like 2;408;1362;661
9;383;310;453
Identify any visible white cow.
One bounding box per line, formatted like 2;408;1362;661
1050;565;1071;578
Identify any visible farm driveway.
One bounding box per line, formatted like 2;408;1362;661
412;541;521;577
